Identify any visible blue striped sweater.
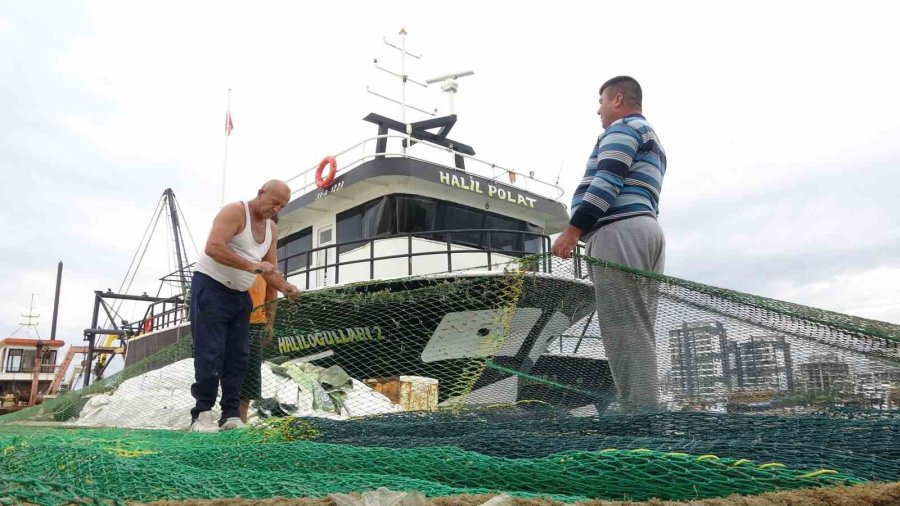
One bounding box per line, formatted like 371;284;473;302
569;113;666;232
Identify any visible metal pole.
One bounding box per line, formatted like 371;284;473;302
373;238;378;279
334;245;340;285
486;231;492;271
165;189;189;295
98;300;120;331
446;233;452;272
221;88;231;207
399;28;412;155
29;342;44;406
573;312;596;354
306;252;311;290
399;28;407;126
50;261;62;341
83;292;101;388
407;235;412;276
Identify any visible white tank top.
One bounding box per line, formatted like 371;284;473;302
195;201;272;292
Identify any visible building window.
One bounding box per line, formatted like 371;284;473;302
277;227;313;275
5;349;22;372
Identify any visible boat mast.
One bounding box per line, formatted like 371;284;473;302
164;188;190;298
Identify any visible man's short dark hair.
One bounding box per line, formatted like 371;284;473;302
600;76;642;108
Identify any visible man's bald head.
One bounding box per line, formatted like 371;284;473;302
253;179;291;220
261;179;290;195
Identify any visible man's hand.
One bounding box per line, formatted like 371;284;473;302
262;319;274;347
282;283;300;302
551;225;583;259
249;261;277;275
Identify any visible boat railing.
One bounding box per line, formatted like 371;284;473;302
132;293;188;337
134;232;589;334
284;134;566;202
278;228;593;290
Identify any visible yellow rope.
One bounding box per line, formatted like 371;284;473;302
799;469;839;479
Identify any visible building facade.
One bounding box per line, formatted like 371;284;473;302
0;338;64;408
669;321;729;400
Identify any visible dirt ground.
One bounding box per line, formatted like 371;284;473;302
143;481;900;506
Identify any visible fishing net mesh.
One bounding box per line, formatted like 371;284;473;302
1;254;898;504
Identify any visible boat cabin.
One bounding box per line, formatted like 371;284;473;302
0;337;64;410
276;112;570;289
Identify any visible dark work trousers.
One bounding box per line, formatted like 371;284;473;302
190;271;252;422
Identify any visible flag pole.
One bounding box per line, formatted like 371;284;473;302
221;88;232;207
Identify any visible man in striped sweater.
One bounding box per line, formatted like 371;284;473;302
551;76;666;413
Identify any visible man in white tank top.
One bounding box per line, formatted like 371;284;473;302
190;180;299;432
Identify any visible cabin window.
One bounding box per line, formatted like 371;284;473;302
524;222;545;254
484;214;524;252
395;195;437;234
362;197;393;239
6;349;58;373
336;194;546;256
337;204;364;252
277;227;312;274
20;350;36;373
5;349;22;373
41;350;57;373
435;203;484;247
337;197;394;253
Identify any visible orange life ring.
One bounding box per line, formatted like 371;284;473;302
316;156;337;189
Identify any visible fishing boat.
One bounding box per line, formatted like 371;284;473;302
88;30;613;410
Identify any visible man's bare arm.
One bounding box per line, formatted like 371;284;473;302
205;203;275;274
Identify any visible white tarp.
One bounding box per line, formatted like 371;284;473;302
74;358;400;430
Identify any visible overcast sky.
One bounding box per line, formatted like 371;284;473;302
2;1;898;357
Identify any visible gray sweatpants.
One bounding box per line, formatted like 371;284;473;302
583;215;665;413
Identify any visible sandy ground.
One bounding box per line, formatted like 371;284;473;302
142;481;900;506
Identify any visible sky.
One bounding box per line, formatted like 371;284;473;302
1;1;899;366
